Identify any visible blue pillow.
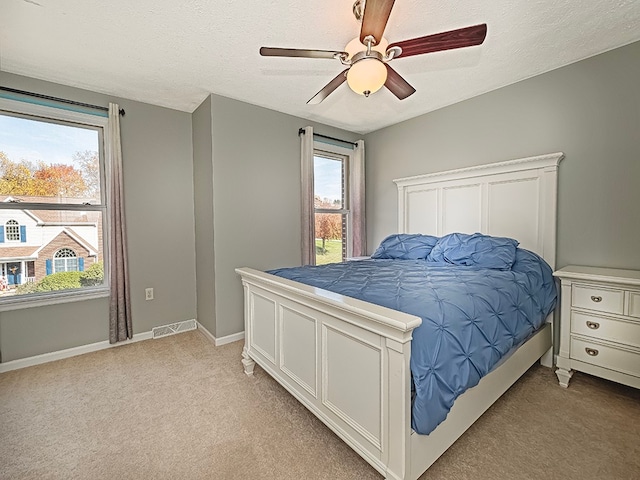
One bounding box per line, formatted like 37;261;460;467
426;233;519;270
371;234;439;260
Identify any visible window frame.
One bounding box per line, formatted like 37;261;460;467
53;248;79;273
312;141;356;264
5;219;20;242
0;97;110;311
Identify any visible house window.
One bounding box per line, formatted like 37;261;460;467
0;97;108;307
54;248;78;273
5;219;20;241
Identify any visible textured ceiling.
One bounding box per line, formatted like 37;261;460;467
1;0;639;134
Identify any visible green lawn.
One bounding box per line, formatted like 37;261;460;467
315;239;343;265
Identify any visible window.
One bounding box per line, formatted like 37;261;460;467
5;219;20;241
313;152;349;265
0;98;108;307
54;248;78;273
300;128;365;266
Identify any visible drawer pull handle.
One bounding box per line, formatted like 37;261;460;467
590;295;602;303
586;321;600;330
585;348;599;357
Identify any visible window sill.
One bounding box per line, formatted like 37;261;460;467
0;287;110;312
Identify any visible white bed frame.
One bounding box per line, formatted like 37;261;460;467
236;152;564;479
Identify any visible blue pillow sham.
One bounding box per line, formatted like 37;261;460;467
371;233;439;260
426;232;519;270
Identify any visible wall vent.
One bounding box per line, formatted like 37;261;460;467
152;319;197;339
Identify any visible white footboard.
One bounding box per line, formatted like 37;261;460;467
236;267;422;479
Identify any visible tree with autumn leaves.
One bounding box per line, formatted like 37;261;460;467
0;150;99;199
314;195;343;256
315;213;342;254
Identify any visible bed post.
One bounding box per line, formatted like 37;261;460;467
384;338;413;480
242;346;255;375
241;281;256;376
539;157;562;368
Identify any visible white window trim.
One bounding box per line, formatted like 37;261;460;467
54;248;78;273
5;219;21;242
0;97;108;127
313;143;353;261
0;97;110;310
312;140;364;264
0;288;110;312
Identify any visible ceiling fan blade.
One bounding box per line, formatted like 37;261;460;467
307;69;349;105
384;64;416;100
260;47;346;59
360;0;396;44
390;24;487;58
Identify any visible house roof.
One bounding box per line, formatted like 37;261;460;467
65;228;98;255
31;229;97;258
0;245;39;260
2;1;639;133
28;210;101;224
1;196;101;224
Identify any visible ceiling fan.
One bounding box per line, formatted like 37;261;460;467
260;0;487;104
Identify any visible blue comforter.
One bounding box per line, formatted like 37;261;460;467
268;249;556;435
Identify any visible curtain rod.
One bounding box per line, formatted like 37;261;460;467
0;86;125;116
298;128;356;147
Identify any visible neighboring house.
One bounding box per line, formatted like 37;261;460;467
0;196;101;286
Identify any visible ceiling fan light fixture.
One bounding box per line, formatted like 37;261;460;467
347;57;387;96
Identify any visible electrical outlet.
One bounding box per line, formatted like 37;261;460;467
145;288;154;301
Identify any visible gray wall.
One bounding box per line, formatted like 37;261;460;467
0;72;197;362
192;95;216;335
200;94;359;338
364;40;640;271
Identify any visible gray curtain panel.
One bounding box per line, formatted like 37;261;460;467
300;126;315;266
107;103;132;343
351;140;366;257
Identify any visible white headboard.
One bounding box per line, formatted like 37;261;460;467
394;153;564;268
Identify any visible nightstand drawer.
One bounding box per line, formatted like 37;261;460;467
571;337;640;378
630;292;640;319
571;312;640;348
572;284;623;315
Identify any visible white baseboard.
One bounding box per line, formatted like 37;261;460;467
196;321;217;343
197;322;244;346
0;321;246;374
0;331;153;374
215;330;245;346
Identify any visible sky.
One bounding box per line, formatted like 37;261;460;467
0;113;99;166
314;155;343;203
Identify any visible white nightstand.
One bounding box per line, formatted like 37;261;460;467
553;266;640;389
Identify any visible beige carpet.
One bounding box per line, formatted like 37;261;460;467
1;330;638;480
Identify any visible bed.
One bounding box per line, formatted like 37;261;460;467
236;152;564;479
